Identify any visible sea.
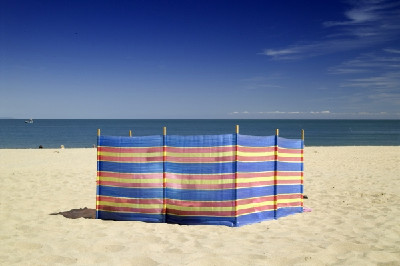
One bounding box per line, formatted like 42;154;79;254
0;119;399;148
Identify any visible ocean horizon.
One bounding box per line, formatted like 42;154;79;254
0;119;399;148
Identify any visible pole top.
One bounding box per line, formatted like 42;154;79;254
236;125;239;134
301;129;305;140
97;129;100;136
129;130;132;137
163;127;167;135
275;129;279;136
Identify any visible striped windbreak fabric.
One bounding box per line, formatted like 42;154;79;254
96;134;303;227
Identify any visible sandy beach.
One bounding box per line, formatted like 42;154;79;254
0;146;399;265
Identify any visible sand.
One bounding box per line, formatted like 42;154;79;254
0;146;399;265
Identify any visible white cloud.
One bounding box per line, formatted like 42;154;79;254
229;110;400;117
329;50;400;74
262;0;400;60
330;49;400;105
230;110;332;115
384;48;400;54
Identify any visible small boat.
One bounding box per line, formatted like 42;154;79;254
25;119;34;124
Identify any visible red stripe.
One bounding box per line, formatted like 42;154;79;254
238;155;275;161
99;155;163;162
98;172;162;179
277;172;302;176
98;147;162;153
166;173;235;180
277;180;302;184
166;156;235;163
166;146;235;153
277;194;302;200
237;204;275;215
277;156;302;162
278;148;302;154
238;147;275;152
237;180;301;187
97;196;163;205
99;181;163;188
238;181;274;187
98;205;164;214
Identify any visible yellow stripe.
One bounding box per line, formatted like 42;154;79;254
238;151;275;157
277;198;301;204
278;153;303;158
237;201;275;211
98;201;162;209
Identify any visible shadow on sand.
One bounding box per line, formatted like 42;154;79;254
50;207;96;219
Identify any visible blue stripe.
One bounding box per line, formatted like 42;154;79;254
166;134;234;147
237;161;275;172
97;211;164;222
99;135;163;147
278;137;303;149
276;207;303;218
98;186;163;199
166;162;235;174
99;161;163;173
276;184;303;194
238;161;303;172
237;186;275;199
277;162;303;171
165;186;301;201
237;210;275;226
166;188;235;201
237;134;275;147
166;214;235;226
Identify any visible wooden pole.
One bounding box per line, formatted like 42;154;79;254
129;130;132;137
301;129;304;208
162;126;167;222
273;128;280;218
96;128;100;219
235;125;239;225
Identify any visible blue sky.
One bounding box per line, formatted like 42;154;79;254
1;0;399;119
